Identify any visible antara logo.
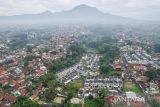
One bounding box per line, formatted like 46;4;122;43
105;95;145;104
105;95;115;104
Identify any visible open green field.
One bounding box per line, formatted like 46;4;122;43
124;83;142;94
63;79;83;97
85;98;105;107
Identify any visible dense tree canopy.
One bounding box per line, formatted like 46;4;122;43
154;44;160;53
81;36;119;76
43;88;57;102
146;69;160;81
151;99;160;107
12;96;41;107
47;43;85;72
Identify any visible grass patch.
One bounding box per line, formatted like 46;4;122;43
85;98;105;107
63;79;83;97
101;70;121;77
69;104;81;107
73;80;83;89
124;84;142;94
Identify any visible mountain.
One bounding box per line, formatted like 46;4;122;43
0;4;134;24
53;4;118;19
54;4;104;17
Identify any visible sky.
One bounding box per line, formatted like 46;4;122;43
0;0;160;21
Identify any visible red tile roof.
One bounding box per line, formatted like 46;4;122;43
0;69;7;75
114;64;122;69
3;94;16;102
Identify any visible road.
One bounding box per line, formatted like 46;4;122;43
81;88;86;107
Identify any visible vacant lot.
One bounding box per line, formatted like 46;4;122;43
124;80;142;94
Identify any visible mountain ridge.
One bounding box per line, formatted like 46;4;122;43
0;4;135;23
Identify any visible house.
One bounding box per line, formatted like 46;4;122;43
54;97;65;104
114;64;122;70
12;91;21;97
0;88;4;101
136;76;148;82
70;98;81;104
148;82;159;95
30;94;38;101
0;69;8;78
133;65;147;71
3;94;16;102
84;77;123;89
9;80;17;87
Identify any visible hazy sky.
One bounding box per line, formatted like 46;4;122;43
0;0;160;21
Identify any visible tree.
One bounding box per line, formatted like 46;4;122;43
64;92;73;104
88;94;93;100
26;46;33;52
44;88;57;102
98;43;111;54
151;99;160;107
12;96;40;107
100;65;111;74
48;80;58;88
146;70;157;81
41;73;56;83
154;44;160;53
68;43;85;56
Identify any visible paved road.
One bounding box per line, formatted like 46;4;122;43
81;88;86;107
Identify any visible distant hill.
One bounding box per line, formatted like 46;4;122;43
0;4;137;24
53;4;126;20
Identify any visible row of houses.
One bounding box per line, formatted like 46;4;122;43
121;45;160;69
79;77;123;97
57;54;100;85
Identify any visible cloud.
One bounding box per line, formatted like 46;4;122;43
0;0;160;20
